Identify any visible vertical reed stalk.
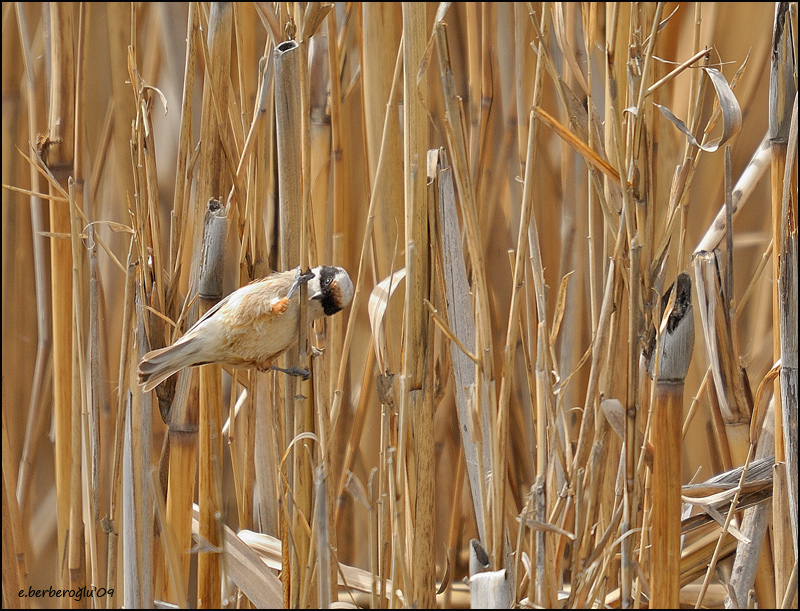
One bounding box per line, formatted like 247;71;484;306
274;33;313;606
14;2;53;520
435;16;496;567
401;5;433;607
2;4;793;608
769;5;797;600
197;201;228;609
360;3;404;281
777;98;798;565
43;3;76;589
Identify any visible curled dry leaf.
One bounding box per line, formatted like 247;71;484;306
655;67;742;152
549;270;574;347
368;268;406;373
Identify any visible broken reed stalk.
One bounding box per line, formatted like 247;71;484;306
692;250;753;466
648;273;694;609
469;538;511;607
693;134;771;254
197;200;228;609
469;567;511;608
274;36;311;607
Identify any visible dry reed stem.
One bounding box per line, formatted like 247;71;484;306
769;3;794;468
647;273;693;609
274;36;308;606
150;468;187;608
124;288;153;607
361;4;404;282
2;402;27;607
320;27;344;563
436;16;502;574
650;381;685;608
197;207;228;609
777;92;798;580
14;3;53;523
3;3;795;609
435;147;492;557
43;4;77;592
401;6;434;607
194;10;233;610
726;427;775;606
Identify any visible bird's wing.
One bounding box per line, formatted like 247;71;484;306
179;269;299;336
183;290;233;334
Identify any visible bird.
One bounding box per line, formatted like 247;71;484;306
138;265;353;392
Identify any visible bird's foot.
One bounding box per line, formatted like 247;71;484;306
271;365;311;380
268;296;290;315
287;268;315;299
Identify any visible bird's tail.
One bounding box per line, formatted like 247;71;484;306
138;339;202;392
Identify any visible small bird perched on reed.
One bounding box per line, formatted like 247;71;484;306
138;265;353;392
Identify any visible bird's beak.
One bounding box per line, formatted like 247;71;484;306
311;290;323;300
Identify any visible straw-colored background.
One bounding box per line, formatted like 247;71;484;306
2;2;796;609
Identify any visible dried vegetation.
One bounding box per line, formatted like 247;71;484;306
2;2;797;609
